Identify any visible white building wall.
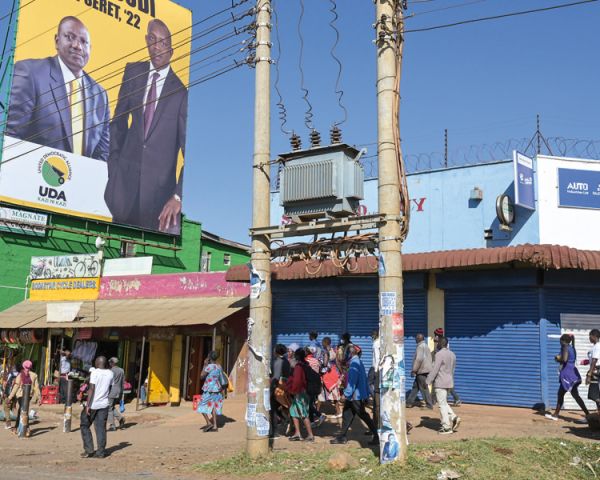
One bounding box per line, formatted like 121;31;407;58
537;155;600;250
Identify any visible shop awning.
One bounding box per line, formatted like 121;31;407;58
0;296;249;329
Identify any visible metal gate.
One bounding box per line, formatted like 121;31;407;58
445;288;541;407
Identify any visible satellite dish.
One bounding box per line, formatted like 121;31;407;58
95;236;106;249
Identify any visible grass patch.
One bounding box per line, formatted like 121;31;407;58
197;437;600;480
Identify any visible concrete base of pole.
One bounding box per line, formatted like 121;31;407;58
18;384;31;438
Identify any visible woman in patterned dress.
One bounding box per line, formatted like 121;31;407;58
197;351;224;432
319;337;343;419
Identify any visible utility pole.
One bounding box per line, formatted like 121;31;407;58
246;0;272;458
376;0;408;464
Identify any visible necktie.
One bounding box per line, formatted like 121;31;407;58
70;79;84;155
144;72;160;139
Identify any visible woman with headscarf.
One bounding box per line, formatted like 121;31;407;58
286;348;315;442
7;360;41;435
197;351;225;432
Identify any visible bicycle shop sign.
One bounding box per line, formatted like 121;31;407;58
30;254;101;280
29;277;100;302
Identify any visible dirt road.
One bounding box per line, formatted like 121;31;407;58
0;397;596;479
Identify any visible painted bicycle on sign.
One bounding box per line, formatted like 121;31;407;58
30;254;101;280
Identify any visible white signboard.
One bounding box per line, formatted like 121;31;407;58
0;136;111;222
0;206;47;236
103;257;153;277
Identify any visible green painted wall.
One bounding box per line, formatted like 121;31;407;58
201;239;250;272
0;212;202;312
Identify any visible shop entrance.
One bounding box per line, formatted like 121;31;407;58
185;336;213;400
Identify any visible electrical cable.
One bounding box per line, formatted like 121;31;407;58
0;59;250;166
405;0;598;33
2;33;253;156
272;1;291;135
0;0;37;24
0;0;17;67
297;0;314;131
407;0;488;18
0;1;254;125
0;22;254;136
328;0;347;128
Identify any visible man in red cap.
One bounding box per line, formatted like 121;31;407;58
433;328;461;406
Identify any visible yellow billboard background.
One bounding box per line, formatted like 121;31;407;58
13;0;192;119
30;277;101;301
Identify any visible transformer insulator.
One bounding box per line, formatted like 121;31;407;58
309;129;321;147
330;126;342;144
290;133;302;151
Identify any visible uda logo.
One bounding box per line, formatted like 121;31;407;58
37;152;71;204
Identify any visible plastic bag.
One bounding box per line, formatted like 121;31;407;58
119;399;125;413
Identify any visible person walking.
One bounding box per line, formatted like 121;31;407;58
286;349;315;442
107;357;126;431
307;331;322;360
370;330;381;420
407;334;434;409
7;361;41;436
330;345;378;445
270;344;292;437
433;328;461;406
197;351;225;433
320;336;343;419
586;329;600;418
80;357;113;458
427;337;461;435
545;334;590;422
3;365;21;430
305;346;326;428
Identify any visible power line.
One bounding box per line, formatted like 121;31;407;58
0;16;255;133
407;0;488;18
2;33;253;154
297;0;314;131
1;60;249;167
272;0;291;135
405;0;598;33
329;0;347;128
0;0;17;67
0;0;37;24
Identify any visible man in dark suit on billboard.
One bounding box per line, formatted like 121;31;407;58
6;16;110;161
104;19;187;233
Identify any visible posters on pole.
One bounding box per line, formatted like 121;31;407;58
380;292;396;316
513;151;535;210
0;0;191;235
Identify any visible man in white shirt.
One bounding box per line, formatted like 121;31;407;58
80;356;113;458
59;348;71;404
586;329;600;417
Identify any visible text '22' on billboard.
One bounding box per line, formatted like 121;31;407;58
0;0;191;235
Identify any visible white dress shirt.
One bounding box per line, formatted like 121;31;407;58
144;64;170;112
57;56;85;97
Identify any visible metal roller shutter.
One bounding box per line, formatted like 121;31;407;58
545;290;600;411
338;291;428;372
273;292;345;351
445;288;541;407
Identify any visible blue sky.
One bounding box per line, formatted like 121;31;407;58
1;0;599;243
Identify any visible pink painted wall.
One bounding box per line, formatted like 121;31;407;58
99;272;250;300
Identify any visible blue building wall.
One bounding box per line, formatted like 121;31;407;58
271;160;540;254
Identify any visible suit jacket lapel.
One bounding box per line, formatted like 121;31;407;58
145;68;177;140
49;56;73;152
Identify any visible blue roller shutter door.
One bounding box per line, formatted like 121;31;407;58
273;292;344;351
445;289;541;407
345;291;428;374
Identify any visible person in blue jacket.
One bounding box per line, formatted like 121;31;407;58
330;345;378;445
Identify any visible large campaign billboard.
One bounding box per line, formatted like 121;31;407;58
0;0;191;235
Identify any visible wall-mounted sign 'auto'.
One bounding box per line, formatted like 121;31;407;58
496;194;515;231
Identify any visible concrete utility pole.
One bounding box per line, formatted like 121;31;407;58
246;0;272;458
376;0;408;464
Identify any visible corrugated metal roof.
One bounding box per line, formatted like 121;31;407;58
0;296;249;329
226;244;600;282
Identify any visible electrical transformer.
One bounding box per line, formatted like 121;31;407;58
279;143;365;222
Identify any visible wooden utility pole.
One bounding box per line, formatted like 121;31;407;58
246;0;272;458
376;0;408;464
